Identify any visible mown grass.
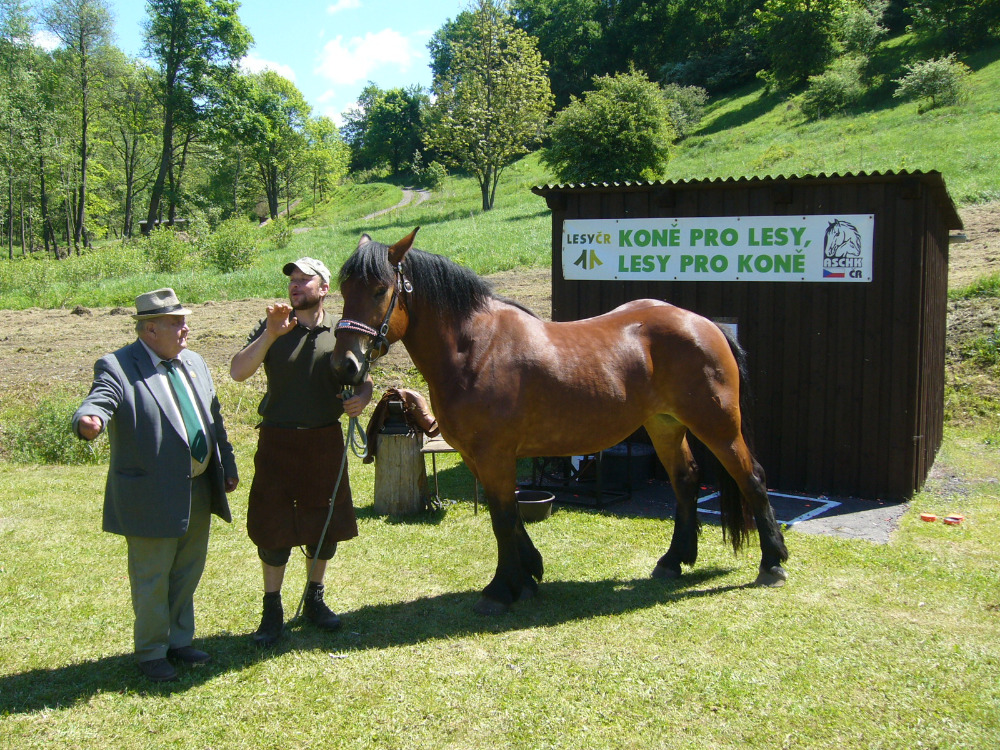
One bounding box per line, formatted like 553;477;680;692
1;416;999;749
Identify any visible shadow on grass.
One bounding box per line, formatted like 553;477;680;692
0;567;754;713
696;89;786;137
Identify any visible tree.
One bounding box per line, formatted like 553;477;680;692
226;70;310;221
141;0;251;234
510;0;606;109
426;0;552;211
101;50;160;237
753;0;843;91
906;0;1000;50
658;0;764;93
303;115;349;208
0;0;39;259
41;0;112;251
542;69;676;185
342;83;426;175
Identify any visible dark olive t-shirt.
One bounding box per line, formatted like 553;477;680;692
246;311;345;428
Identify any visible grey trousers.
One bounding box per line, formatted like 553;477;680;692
126;473;212;662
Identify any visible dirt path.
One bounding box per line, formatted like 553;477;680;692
292;188;430;235
361;188;430;221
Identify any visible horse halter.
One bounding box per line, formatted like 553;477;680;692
335;262;412;370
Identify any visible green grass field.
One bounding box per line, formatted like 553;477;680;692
1;426;999;749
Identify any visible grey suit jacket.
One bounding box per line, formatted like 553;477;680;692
73;340;238;538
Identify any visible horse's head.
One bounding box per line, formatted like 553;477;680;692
331;228;418;386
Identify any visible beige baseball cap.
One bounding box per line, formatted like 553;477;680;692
283;257;331;285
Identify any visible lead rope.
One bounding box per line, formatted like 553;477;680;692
292;371;373;621
294;263;407;623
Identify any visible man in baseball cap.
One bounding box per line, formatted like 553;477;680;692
231;256;372;647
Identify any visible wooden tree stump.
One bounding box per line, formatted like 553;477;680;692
373;432;428;515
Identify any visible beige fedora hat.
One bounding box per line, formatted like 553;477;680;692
132;288;193;319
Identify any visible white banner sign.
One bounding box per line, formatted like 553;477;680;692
562;215;874;282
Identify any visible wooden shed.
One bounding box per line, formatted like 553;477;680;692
531;171;962;500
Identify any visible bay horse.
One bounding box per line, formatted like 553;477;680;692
332;229;788;615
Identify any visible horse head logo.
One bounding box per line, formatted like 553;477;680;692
824;219;862;259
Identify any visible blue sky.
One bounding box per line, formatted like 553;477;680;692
98;0;466;125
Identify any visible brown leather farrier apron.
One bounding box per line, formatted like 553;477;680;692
247;424;358;549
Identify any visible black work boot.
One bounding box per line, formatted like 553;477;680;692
303;582;342;631
252;591;284;647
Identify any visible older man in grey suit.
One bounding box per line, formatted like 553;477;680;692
74;288;239;682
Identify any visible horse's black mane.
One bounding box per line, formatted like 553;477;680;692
340;237;537;320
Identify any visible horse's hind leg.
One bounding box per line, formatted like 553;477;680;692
710;437;789;587
645;416;702;579
742;454;788;587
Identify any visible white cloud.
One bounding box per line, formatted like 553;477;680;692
240;54;297;82
33;30;61;52
314;28;420;86
327;0;362;13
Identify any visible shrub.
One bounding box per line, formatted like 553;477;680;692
662;84;709;137
141;225;189;273
660;42;762;93
202;217;262;273
840;0;889;56
422;161;448;190
542;70;675;184
801;55;868;119
265;215;293;250
2;394;109;465
893;54;971;111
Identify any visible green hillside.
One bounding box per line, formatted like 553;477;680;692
1;40;996;311
665;41;1000;206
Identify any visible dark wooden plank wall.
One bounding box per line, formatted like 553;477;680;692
537;174;959;499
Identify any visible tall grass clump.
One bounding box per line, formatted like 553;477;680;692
0;391;108;465
949;271;1000;300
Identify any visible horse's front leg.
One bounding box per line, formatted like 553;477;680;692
473;462;543;616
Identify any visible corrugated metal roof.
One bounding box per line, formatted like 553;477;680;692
530;170;963;229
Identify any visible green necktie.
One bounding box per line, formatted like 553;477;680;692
163;360;209;463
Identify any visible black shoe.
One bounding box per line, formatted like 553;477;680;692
167;646;211;664
253;591;284;647
303;582;342;631
138;658;178;682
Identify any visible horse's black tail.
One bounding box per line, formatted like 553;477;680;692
716;326;758;554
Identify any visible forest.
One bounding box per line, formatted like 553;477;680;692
1;0;996;259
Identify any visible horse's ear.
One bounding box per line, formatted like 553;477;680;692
357;233;372;249
388;227;420;265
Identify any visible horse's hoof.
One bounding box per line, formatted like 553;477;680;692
473;596;509;616
652;563;682;580
755;565;788;587
518;583;537;601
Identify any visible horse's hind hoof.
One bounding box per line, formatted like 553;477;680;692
652;563;682;580
755;565;788;588
518;580;538;601
473;596;509;616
